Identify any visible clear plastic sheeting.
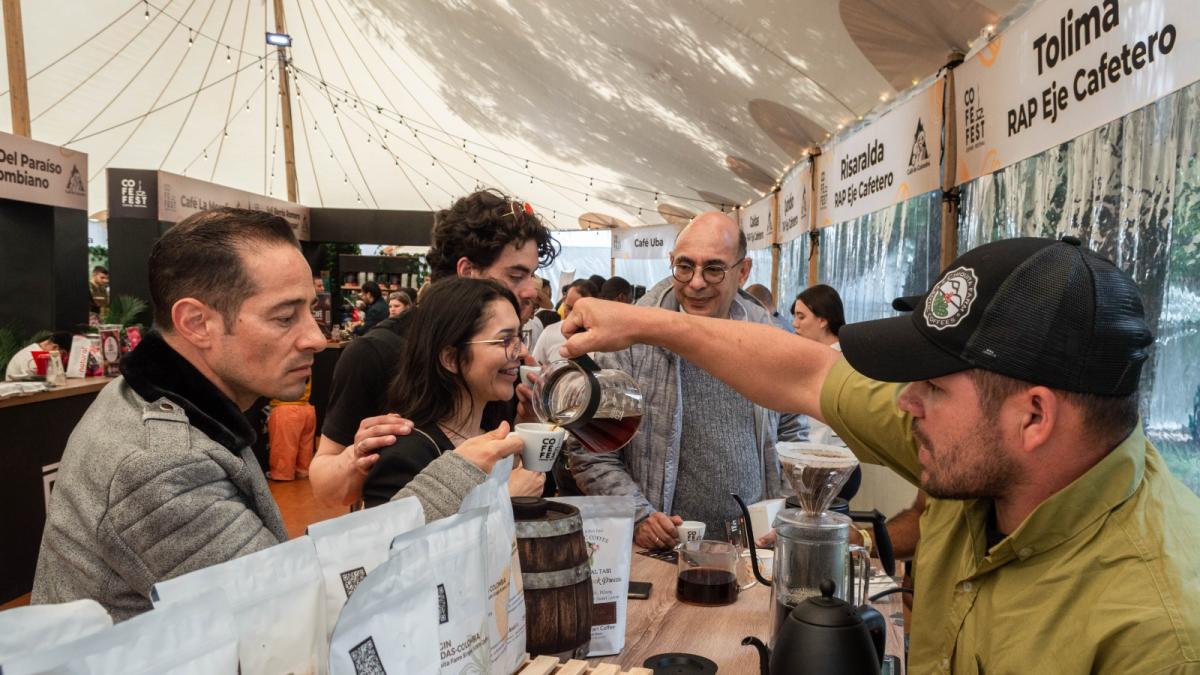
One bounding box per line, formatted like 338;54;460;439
959;80;1200;495
776;236;810;316
817;191;942;324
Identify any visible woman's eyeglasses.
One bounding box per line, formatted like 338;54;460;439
465;335;523;360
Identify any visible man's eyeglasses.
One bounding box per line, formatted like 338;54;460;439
465;335;523;361
671;258;745;285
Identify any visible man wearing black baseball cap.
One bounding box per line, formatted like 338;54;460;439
560;236;1200;674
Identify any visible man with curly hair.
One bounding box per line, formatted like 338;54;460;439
310;189;559;506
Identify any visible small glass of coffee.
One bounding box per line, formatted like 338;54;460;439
676;540;740;607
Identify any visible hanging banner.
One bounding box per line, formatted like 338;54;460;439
157;172;310;240
956;0;1200;185
815;81;942;226
106;169;309;240
741;195;773;250
0;132;87;210
777;161;812;243
610;223;681;259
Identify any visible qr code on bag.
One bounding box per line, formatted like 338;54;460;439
340;566;367;598
350;636;388;675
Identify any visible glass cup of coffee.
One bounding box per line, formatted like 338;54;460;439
510;422;566;472
676;540;740;607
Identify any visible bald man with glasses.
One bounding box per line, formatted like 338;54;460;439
566;212;806;549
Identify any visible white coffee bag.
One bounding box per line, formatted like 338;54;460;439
1;592;237;675
151;536;326;675
390;508;490;674
0;599;112;663
459;455;526;675
329;549;440;675
550;496;636;656
308;495;425;642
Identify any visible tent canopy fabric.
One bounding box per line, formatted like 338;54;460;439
0;0;1017;229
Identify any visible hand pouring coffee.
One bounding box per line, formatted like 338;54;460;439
732;443;886;672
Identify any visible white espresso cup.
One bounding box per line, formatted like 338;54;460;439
676;521;706;543
510;422;566;472
519;365;540;389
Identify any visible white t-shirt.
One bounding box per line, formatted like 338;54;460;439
531;323;567;366
5;343;42;381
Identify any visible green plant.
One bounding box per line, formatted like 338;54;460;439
0;326;25;376
102;295;149;327
88;245;108;272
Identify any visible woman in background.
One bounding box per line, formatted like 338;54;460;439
387;291;412;318
791;284;844;350
362;277;544;507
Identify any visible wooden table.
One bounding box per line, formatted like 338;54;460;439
589;553;904;673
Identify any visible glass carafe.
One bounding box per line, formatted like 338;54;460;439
532;356;643;453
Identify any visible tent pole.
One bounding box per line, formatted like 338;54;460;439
273;0;300;202
807;149;821;287
2;0;30;137
769;190;780;301
940;52;965;270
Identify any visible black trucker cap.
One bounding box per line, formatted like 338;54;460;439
840;236;1154;396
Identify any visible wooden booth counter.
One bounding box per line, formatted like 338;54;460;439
578;553;905;673
0;377;115;604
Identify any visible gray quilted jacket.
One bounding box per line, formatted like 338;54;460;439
566;278;807;522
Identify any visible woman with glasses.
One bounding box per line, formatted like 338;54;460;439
362;277;545;507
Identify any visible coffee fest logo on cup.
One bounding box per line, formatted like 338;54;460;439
956;0;1198;184
0;131;88;210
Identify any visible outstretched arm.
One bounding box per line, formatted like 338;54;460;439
560;298;840;419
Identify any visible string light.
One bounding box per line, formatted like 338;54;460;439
226;47;231;63
143;1;149;20
187;29;193;47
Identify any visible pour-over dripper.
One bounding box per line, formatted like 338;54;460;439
777;442;859;514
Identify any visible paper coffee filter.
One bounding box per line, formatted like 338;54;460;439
777;442;858;514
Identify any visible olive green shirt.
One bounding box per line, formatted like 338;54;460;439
820;359;1200;674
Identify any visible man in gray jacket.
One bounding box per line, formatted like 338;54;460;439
567;212;804;549
32;207;517;621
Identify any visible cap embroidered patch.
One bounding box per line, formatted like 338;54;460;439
924;267;978;330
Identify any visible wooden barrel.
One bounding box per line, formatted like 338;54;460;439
512;497;593;659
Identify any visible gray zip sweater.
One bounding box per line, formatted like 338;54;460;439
32;332;483;621
566;279;807;523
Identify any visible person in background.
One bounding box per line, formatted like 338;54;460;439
400;287;420;303
267;379;316;481
587;274;607;292
559;236;1200;673
387;291;412;318
310;189;559;507
356;281;387;334
89;266;110;316
362;278;544;510
792;284;846;446
532;279;597;365
567;212;805;548
521;277;559;350
599;276;634;304
746;283;793;333
791;284;844;348
4;331;73;381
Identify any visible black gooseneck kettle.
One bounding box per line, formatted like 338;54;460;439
742;579;886;675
